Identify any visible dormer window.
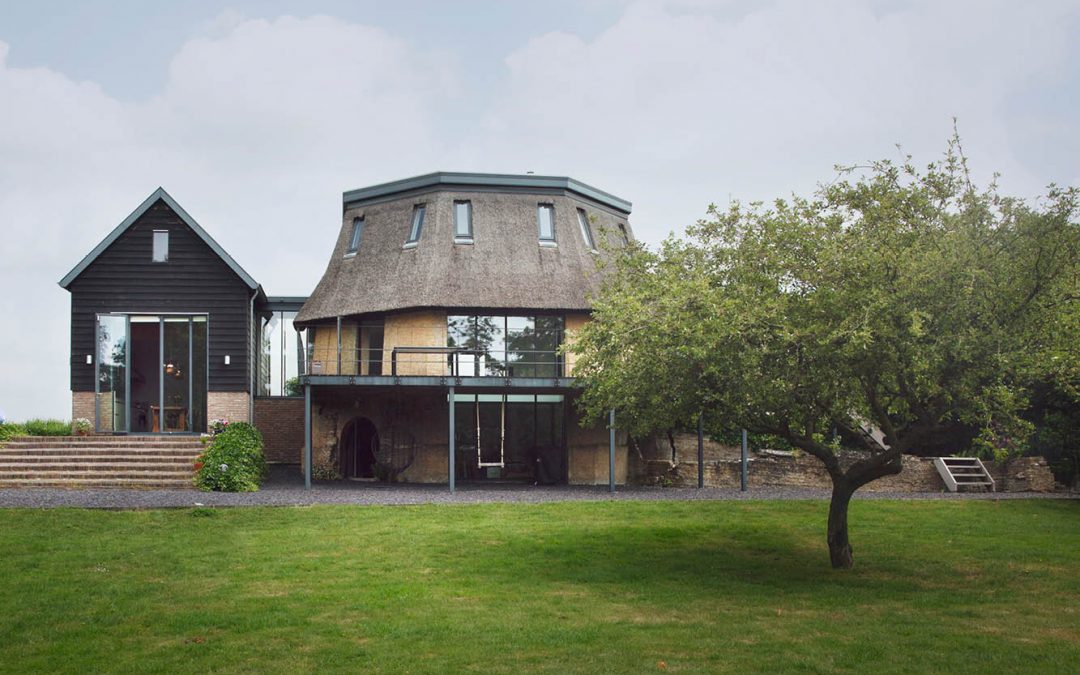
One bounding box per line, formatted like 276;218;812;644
576;209;596;251
152;230;169;262
346;217;364;255
454;200;473;243
537;204;556;245
405;205;426;246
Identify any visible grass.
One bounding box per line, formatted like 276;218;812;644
0;499;1077;673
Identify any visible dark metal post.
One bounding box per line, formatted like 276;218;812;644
304;384;312;490
697;412;705;489
158;318;164;433
608;409;616;494
448;386;456;493
740;428;748;492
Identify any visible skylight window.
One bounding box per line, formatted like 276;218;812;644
454;200;473;242
406;205;426;245
537;204;556;243
152;230;169;262
576;209;596;251
346;217;364;255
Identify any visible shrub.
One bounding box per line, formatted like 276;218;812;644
194;422;267;492
0;423;27;443
23;419;73;436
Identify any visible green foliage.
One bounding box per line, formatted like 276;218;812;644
284;377;302;397
22;419;73;436
572;135;1078;566
0;423;27;442
194;422;267;492
573;136;1079;464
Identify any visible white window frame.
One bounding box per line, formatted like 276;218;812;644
152;230;169;262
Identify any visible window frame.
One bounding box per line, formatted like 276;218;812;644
576;208;597;252
345;216;364;256
151;230;169;263
537;203;557;245
405;204;426;247
453;200;473;243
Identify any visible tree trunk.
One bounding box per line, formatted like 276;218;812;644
827;479;855;569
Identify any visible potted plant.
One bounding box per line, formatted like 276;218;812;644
73;418;92;437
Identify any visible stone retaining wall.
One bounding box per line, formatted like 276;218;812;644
631;436;1057;493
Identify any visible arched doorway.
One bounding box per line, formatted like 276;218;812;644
340;417;379;479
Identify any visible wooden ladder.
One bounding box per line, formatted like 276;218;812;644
934;457;995;492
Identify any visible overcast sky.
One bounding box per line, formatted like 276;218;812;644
1;0;1078;421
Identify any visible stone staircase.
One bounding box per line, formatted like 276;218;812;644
0;436;204;489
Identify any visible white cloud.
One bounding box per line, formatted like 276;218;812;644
478;0;1080;241
0;2;1077;420
0;15;449;421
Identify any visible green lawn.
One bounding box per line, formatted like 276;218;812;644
0;499;1077;673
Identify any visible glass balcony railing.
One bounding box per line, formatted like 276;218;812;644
304;346;565;379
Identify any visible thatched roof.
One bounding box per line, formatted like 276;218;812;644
296;173;633;324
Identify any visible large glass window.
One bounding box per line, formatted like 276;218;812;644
96;315;127;432
453;393;565;482
95;314;207;433
258;310;307;396
447;314;563;377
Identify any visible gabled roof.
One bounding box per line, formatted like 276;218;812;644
58;187;260;291
343;172;632;214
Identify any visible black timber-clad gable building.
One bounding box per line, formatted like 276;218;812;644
60;188;268;434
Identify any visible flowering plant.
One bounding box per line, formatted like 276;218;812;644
210;418;229;435
73;418;93;434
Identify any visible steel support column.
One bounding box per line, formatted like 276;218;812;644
449;386;456;493
304;384;312;490
609;409;616;494
741;428;748;492
697;412;705;489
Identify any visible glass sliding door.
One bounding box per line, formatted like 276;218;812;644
95;315;128;432
95;314;207;433
161;318;191;432
191;317;207;433
129;316;161;433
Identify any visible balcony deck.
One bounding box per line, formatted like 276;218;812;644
302;346;576;391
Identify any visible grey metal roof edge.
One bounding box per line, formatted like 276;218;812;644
342;172;632;214
266;295;309;303
58;187;260;291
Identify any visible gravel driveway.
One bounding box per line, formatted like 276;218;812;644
0;467;1073;509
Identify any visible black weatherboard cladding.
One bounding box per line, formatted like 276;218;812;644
68;200;252;392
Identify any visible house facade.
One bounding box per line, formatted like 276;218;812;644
61;173;633;487
61;189;265;436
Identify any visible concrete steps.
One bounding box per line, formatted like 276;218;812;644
0;436;204;489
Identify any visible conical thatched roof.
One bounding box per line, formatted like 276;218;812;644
296;173;633;324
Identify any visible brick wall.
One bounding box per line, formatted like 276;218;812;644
382;310;448;376
253;398;305;464
207;391;250;426
72;392;95;429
